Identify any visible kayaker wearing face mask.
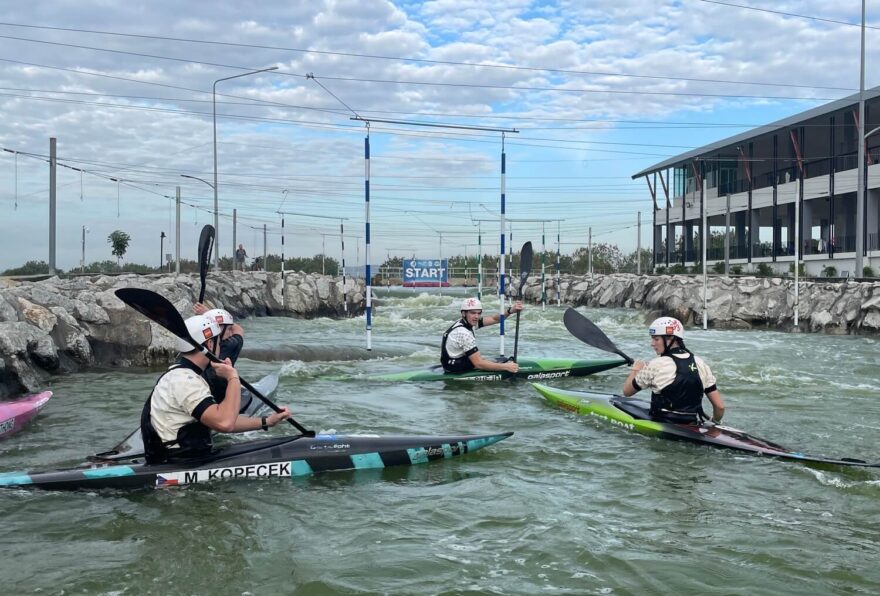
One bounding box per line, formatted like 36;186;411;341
622;316;725;425
440;297;523;374
141;315;291;464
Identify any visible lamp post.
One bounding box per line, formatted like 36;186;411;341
80;226;89;273
181;173;214;265
160;231;166;271
213;66;278;269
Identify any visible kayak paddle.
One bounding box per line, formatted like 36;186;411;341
562;307;634;365
197;224;215;303
115;287;315;437
512;241;533;362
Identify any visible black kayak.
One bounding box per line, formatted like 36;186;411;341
0;431;513;491
533;383;879;469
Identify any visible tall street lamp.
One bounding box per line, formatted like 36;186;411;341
80;226;89;273
213;66;279;269
160;231;166;271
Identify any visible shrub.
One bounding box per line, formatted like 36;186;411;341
655;266;667;275
821;265;838;278
788;262;806;276
755;263;773;277
668;264;687;274
863;266;876;278
711;261;725;274
1;260;58;276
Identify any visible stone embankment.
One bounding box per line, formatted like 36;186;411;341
0;271;364;398
524;273;880;333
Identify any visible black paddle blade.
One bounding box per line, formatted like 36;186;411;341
562;307;634;365
197;224;215;302
519;241;533;285
115;288;191;343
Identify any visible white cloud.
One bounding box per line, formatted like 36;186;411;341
0;0;876;268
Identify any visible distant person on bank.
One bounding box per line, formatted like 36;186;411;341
235;244;248;271
441;297;523;374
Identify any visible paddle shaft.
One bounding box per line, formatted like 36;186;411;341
202;347;313;435
512;242;533;362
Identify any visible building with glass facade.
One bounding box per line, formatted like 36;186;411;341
632;87;880;276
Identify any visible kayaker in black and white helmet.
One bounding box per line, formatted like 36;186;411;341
194;305;245;403
621;316;725;425
440;297;524;375
140;314;290;464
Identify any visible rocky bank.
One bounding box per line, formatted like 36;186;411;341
525;273;880;333
0;271;364;398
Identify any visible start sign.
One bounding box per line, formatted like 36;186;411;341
403;259;449;287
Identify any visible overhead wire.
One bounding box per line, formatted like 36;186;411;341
0;20;859;91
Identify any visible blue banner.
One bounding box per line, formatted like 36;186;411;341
403;259;449;287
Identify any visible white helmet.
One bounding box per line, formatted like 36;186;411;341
648;317;684;339
205;308;234;326
177;315;221;352
460;297;483;312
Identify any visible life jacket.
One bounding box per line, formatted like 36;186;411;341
649;348;707;424
440;318;481;373
141;358;214;465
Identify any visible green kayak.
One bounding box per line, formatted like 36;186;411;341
359;357;626;382
532;383;880;469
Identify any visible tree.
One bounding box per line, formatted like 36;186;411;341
1;260;56;276
107;230;131;266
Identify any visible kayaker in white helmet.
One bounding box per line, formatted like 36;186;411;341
141;314;290;464
622;316;725;425
440;297;524;374
193;303;245;403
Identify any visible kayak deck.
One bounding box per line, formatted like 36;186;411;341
363;357;626;382
532;383;879;469
0;431;513;491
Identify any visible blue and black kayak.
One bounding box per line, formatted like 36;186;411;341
349;357;626;383
0;431;513;491
532;383;879;470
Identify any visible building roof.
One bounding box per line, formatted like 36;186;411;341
631;85;880;179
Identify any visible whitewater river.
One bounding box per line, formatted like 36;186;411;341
2;287;879;594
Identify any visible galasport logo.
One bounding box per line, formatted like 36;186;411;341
526;371;571;380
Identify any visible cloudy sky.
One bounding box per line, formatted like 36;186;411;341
0;0;876;270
